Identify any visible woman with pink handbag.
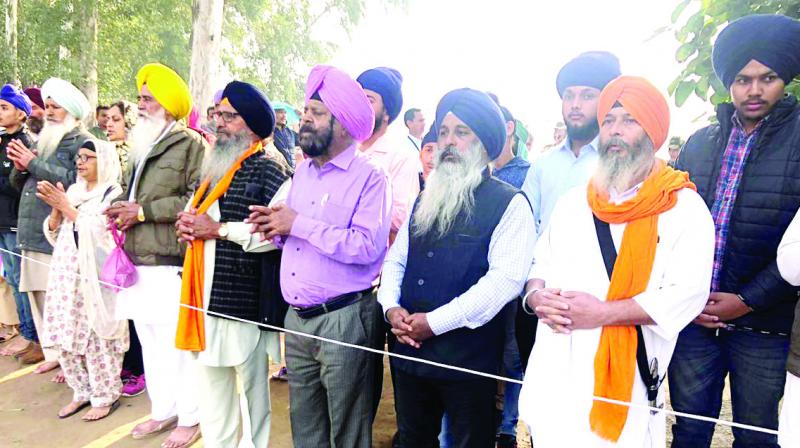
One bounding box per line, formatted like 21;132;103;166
36;139;128;422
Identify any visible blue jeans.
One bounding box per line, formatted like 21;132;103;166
0;232;37;342
668;324;788;448
498;303;523;437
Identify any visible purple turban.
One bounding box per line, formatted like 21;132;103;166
23;87;43;110
305;65;374;142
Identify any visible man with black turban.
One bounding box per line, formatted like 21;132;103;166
378;88;536;447
175;80;292;447
670;14;800;448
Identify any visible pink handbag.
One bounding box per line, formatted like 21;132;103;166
100;223;138;291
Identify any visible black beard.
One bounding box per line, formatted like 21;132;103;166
299;123;333;158
566;119;599;142
28;117;44;134
373;109;386;133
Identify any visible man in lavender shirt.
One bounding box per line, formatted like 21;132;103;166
248;65;391;448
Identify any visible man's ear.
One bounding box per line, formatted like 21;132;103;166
506;121;515;137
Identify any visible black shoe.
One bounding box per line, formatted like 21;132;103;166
496;433;517;448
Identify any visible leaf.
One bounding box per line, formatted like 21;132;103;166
675;80;696;107
676;42;696;62
671;0;692;23
695;77;710;99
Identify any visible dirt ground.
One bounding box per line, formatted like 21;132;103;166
0;337;735;448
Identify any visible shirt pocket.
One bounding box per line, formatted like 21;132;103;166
319;201;354;228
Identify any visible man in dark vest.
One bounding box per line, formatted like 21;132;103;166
670;14;800;448
174;81;292;447
378;88;536;448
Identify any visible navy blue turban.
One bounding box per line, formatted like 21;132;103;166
435;88;506;160
421;124;437;148
221;81;275;139
357;67;404;124
712;14;800;89
0;84;32;116
556;51;621;98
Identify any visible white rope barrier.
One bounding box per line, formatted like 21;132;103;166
0;246;783;436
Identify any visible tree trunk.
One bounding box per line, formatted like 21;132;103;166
5;0;19;84
77;0;99;119
189;0;224;113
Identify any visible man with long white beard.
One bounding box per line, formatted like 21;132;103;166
104;63;206;448
174;80;292;448
378;88;536;448
8;78;91;375
518;76;714;447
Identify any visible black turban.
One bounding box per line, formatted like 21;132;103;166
556;51;621;98
357;67;404;124
712;14;800;89
221;81;276;139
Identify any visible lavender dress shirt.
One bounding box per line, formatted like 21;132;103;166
280;143;391;308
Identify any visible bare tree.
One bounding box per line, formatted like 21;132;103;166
189;0;224;112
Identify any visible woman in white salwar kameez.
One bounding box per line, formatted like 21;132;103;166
36;139;128;421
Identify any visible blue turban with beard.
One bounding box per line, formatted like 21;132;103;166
434;88;506;160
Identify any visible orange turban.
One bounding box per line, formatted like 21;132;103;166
597;76;670;150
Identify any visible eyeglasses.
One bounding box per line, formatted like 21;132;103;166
214;111;241;123
74;154;97;163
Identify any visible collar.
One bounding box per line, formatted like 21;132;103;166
609;181;643;205
322;143;358;171
731;111;766;136
559;135;599;156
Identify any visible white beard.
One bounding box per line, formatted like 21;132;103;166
129;109;168;165
202;130;252;186
37;116;78;160
412;141;488;239
593;136;655;195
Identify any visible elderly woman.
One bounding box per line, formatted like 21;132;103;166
104;100;136;175
36;139;128;421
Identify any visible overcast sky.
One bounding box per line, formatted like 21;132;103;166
323;0;711;156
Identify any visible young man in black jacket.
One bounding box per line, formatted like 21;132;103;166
0;85;37;359
669;14;800;448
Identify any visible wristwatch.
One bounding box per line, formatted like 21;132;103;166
137;206;145;222
218;223;229;240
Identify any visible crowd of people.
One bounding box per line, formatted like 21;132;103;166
0;11;798;448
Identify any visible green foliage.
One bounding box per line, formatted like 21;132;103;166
670;0;800;107
1;0;402;106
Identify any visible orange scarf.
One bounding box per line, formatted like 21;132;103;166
175;142;263;351
586;160;695;441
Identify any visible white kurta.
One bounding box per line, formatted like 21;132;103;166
519;185;715;447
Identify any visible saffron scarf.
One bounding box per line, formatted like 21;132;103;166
586;160;695;441
175;142;263;351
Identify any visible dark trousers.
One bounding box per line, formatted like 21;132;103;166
514;298;538;372
393;368;496;448
668;324;789;448
122;320;144;376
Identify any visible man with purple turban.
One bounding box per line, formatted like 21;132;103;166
248;64;390;448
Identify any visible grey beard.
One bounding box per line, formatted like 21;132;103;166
37;116;78;159
202;131;252;186
593;136;655;194
412;141;488;239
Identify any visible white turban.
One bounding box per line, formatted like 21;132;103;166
41;78;91;120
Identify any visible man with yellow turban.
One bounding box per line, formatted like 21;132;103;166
518;76;715;447
104;63;206;448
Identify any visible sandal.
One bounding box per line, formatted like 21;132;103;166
58;401;91;419
82;400;121;422
0;326;19;343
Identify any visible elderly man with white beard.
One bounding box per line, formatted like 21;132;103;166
104;63;206;448
378;88;536;448
8;78;92;375
518;77;714;447
174;81;292;448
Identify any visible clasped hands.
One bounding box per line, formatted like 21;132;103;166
692;292;751;329
6;139;37;171
386;307;434;348
245;203;297;240
175;208;221;243
528;288;609;334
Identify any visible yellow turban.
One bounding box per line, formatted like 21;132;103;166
136;63;192;120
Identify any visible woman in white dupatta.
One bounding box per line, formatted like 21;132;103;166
37;139;128;421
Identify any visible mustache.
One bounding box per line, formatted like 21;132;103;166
299;124;316;134
438;146;458;162
601;137;632;152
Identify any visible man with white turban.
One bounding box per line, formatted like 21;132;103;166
8;77;92;377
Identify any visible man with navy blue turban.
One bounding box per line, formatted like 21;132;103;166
377;88;536;447
670;14;800;448
175;79;291;448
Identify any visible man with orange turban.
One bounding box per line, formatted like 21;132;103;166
518;76;715;446
104;63;207;448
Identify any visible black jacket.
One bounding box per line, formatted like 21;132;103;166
0;127;33;232
676;96;800;334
